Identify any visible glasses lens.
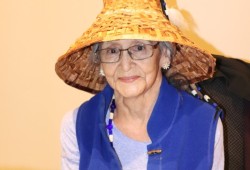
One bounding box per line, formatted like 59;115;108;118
129;44;153;60
98;48;120;63
96;43;158;63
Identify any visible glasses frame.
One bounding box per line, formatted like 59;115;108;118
95;42;159;63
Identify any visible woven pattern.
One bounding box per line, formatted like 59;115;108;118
55;0;215;92
56;48;106;93
168;44;214;84
63;0;197;55
200;78;245;170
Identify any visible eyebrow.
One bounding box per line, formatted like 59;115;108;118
101;40;154;48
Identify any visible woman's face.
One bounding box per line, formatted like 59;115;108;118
100;39;169;98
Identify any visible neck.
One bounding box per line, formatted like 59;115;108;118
114;96;154;125
112;78;162;142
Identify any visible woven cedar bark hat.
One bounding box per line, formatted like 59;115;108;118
55;0;216;93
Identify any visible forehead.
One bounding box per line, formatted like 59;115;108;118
101;39;154;48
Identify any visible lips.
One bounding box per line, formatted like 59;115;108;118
118;76;140;83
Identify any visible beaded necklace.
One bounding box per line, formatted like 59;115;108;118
106;96;116;145
190;85;220;110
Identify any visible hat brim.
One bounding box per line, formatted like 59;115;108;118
55;1;215;93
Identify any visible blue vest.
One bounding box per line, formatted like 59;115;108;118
76;78;221;170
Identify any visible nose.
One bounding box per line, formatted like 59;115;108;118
119;50;133;71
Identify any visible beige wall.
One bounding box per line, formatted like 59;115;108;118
175;0;250;61
0;0;249;169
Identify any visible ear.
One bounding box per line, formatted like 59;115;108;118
159;44;171;67
99;64;105;76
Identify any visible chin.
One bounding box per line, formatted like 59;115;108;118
116;84;146;98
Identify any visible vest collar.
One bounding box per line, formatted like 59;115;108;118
147;78;181;143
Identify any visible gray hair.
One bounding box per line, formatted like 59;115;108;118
159;41;176;59
90;43;100;64
159;42;190;90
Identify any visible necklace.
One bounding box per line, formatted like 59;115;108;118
190;85;223;118
106;96;116;145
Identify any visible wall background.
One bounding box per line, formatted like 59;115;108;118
0;0;249;169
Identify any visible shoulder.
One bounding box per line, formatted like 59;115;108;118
77;91;106;116
76;93;103;122
76;86;113;124
180;90;216;112
177;90;222;125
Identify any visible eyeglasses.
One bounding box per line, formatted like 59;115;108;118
95;42;159;63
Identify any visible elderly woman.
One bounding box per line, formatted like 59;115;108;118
56;0;224;169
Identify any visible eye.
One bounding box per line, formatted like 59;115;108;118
136;45;145;51
131;44;146;52
106;48;119;54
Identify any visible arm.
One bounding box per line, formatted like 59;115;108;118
212;118;224;170
60;108;80;170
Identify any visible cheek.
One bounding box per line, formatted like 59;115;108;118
144;59;161;78
102;65;118;88
102;57;162;92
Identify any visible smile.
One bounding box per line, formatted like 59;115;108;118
118;76;140;83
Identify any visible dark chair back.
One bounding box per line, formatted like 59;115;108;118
199;55;250;170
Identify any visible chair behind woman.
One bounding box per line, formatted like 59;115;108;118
199;55;250;170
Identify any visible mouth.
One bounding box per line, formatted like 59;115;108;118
118;76;140;83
